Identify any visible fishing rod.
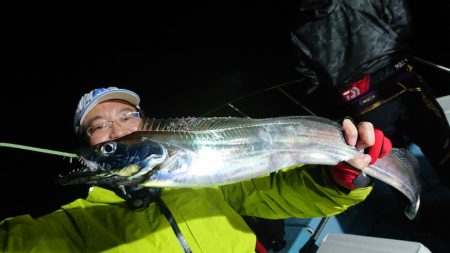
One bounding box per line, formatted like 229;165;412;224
0;142;78;158
414;56;450;74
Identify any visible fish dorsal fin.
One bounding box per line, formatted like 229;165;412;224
142;116;341;133
142;117;254;132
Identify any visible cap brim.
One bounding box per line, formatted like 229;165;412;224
79;89;140;129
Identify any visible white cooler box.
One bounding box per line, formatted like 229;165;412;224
317;233;431;253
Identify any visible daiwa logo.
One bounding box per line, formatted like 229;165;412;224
342;87;361;100
340;75;371;102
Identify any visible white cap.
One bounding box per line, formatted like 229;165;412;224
74;87;140;135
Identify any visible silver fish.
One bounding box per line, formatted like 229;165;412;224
62;116;421;219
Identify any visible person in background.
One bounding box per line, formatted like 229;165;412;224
0;86;391;252
289;0;450;187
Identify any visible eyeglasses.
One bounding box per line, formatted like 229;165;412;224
86;111;141;138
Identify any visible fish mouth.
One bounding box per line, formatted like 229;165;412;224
58;155;161;186
57;156;112;185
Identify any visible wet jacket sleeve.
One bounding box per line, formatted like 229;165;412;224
220;164;373;219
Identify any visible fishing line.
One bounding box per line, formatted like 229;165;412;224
204;78;318;118
226;103;252;118
202;78;306;116
277;87;317;116
0;142;78;158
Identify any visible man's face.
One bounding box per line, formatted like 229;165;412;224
83;99;143;146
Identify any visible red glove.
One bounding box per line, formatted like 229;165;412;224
365;129;392;165
330;129;392;190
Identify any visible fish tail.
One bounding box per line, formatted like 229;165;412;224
364;148;421;219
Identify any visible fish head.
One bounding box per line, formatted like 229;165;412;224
59;133;167;186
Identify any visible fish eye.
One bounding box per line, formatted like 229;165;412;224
101;141;117;155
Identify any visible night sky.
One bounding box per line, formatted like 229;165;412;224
1;1;449;219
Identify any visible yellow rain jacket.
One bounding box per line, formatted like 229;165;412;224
0;165;372;252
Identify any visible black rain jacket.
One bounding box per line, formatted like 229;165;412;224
290;0;412;93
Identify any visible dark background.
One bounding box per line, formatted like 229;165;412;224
1;1;449;219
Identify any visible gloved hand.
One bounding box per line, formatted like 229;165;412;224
330;120;392;190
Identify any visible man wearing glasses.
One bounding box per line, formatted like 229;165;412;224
0;86;390;252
